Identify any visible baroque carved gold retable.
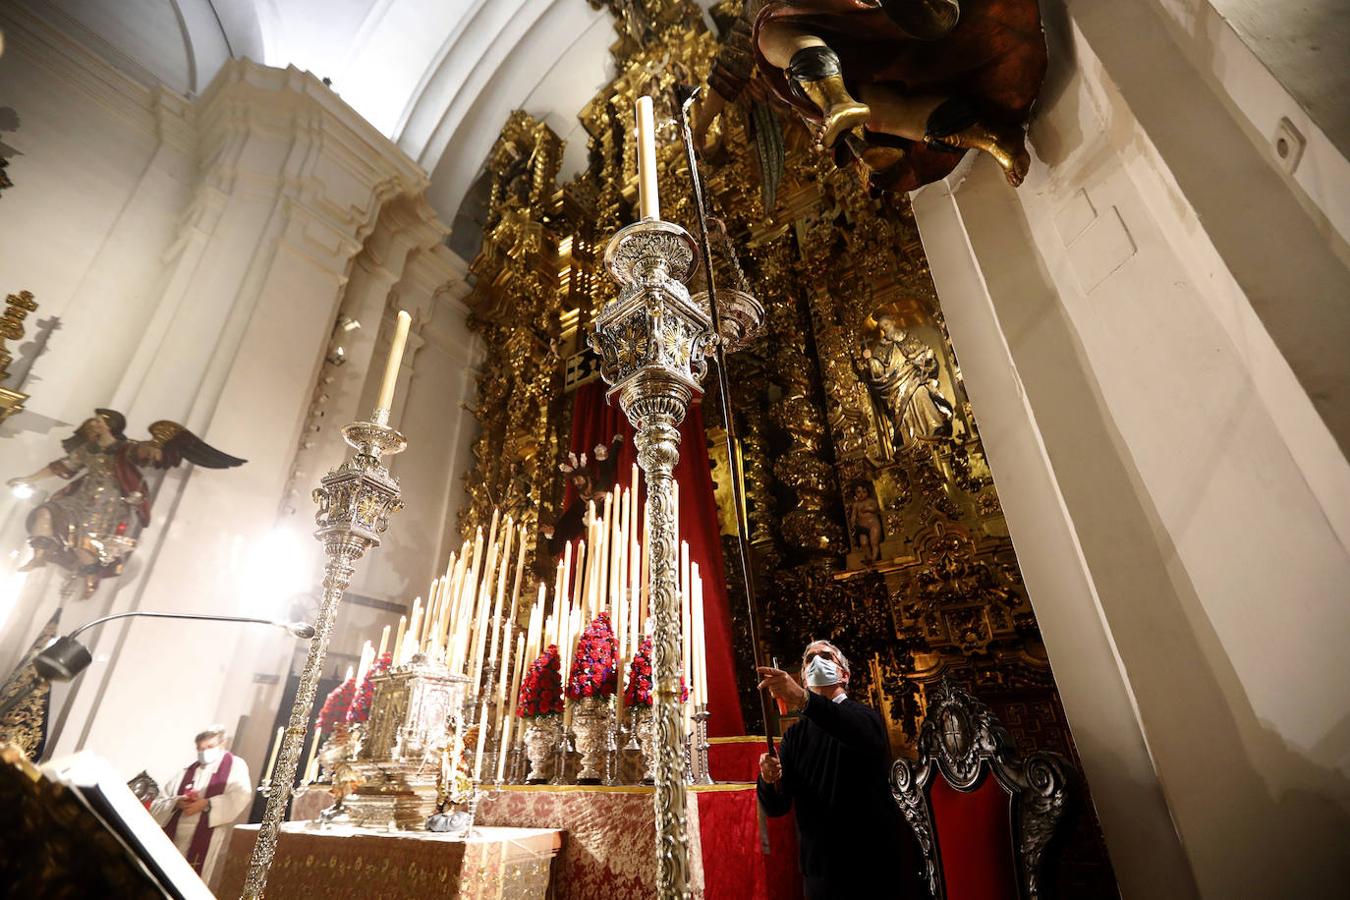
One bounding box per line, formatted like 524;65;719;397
463;1;1116;893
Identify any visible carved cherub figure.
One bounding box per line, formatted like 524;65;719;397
847;480;884;562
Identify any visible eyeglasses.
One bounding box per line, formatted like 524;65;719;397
802;647;838;665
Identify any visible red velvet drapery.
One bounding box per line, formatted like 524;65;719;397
566;381;746;737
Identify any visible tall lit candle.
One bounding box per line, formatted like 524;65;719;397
635;96;660;220
262;726;284;784
376;624;390;663
375;309;412;414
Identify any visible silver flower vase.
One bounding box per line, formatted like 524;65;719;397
572;695;613;784
524;715;563;784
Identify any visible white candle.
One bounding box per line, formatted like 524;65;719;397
498;632;526;783
262;726;283;783
680;541;692;680
377;624;390;663
404;602;422;664
392;614;407;667
487;521;514;668
375;310;411;413
354;640;374;689
692;565;708;704
301;725;320;784
635;96;660;220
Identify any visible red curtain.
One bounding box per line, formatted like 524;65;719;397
566;381;746;737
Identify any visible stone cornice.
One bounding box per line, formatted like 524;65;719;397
196;60;430;198
0;3;195;151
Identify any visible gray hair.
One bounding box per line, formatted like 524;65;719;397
802;640;850;677
194;725;226;744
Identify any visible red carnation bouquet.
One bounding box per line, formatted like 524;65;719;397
318;677;356;735
346;652;392;725
516;644;564;718
623;635;688;707
566;612;619;700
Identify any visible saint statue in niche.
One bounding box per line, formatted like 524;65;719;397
6;409;245;597
860;316;954;449
846;480;884;562
702;0;1047;192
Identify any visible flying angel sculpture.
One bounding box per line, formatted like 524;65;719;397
7;408;246;597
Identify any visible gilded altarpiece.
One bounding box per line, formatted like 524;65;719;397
463;2;1114;891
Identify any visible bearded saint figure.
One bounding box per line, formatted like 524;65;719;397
7;409;245;596
861;317;954;448
702;0;1047;192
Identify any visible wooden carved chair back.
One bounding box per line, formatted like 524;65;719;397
891;680;1071;900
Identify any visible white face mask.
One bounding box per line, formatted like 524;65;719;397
804;655;842;688
197;747;224;766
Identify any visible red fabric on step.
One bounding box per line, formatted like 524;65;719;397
708;738;769;783
694;789;804;900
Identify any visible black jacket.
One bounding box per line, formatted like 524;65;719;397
757;692;917;899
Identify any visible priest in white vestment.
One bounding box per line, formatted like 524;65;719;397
149;725;253;886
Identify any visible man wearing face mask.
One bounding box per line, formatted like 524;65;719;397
757;641;918;898
149;725;253;885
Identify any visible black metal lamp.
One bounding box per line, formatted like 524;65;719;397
2;611;315;720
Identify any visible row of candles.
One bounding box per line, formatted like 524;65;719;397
259;471;713;787
262;95;683;791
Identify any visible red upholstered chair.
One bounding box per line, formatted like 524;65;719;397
891;680;1071;900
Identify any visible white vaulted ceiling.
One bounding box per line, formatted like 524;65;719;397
38;0;716;236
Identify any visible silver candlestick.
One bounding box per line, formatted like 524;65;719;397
590;216;712;899
691;705;713;785
240;414;406;900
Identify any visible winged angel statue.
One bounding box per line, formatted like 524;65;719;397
7;409;245;597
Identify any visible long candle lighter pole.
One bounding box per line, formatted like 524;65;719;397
675;86;775;756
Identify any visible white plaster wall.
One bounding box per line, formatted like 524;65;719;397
913;0;1350;895
0;11;474;793
0;8;198;668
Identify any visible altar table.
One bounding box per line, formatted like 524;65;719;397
216;822;562;899
478;783;803;900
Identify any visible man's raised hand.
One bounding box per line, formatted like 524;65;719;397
757;665;807;712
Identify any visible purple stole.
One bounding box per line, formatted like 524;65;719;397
163;752;234;874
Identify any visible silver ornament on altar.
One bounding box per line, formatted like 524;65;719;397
571;695;613;784
523;715;564;784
